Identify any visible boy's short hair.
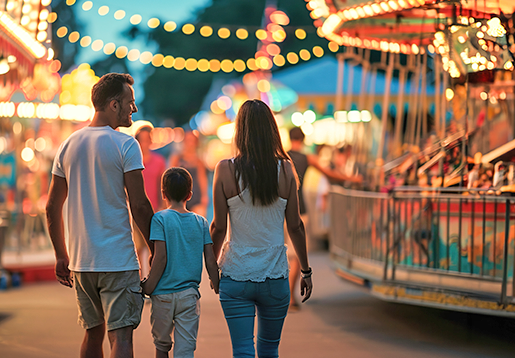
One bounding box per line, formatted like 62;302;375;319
289;127;305;142
162;167;193;202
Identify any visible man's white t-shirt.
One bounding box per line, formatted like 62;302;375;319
52;126;144;272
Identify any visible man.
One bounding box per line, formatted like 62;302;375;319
286;127;361;309
46;73;154;358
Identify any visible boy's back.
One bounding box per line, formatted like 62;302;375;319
150;209;212;295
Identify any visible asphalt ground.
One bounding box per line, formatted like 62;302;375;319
1;252;515;357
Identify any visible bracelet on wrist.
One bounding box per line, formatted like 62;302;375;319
300;267;313;279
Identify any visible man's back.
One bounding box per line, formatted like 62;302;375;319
52;126;144;272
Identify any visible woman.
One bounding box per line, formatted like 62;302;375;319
211;99;313;358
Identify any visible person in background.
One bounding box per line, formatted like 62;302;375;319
211;100;313;357
286;128;360;310
46;73;154;358
135;125;166;278
170;131;208;217
142;167;219;358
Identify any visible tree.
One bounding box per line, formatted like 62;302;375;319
51;0;85;74
129;0;328;126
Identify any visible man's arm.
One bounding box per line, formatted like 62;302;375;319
124;169;154;254
307;154;362;183
141;241;166;295
46;175;72;288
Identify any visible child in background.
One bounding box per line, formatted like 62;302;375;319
141;167;220;358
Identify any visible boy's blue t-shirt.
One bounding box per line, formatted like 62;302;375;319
150;209;212;296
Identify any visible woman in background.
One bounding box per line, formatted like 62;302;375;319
211;99;313;358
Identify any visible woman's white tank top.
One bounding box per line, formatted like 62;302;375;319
218;160;289;282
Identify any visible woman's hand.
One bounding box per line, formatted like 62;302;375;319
300;276;313;302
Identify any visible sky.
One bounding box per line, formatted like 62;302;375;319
74;0;212;64
68;0;212;111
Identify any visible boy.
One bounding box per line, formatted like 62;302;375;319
141;167;219;358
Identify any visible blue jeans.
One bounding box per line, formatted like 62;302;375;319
219;276;290;358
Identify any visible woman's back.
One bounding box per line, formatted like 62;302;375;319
217;159;293;281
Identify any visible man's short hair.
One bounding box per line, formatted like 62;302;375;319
289;127;305;142
91;73;134;112
162;167;193;202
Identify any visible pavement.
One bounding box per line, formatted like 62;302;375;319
1;252;515;357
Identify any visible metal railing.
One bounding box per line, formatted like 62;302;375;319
328;186;515;306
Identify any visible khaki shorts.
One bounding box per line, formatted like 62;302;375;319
151;287;200;354
73;270;143;331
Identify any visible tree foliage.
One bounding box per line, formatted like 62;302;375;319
131;0;328;126
51;0;85;73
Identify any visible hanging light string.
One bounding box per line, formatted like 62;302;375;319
52;23;334;73
60;0;314;41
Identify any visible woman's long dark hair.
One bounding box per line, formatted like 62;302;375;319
233;99;290;206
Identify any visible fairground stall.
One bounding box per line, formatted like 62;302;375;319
0;0;66;286
307;0;515;316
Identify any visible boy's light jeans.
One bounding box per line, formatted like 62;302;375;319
220;276;290;358
150;287;200;357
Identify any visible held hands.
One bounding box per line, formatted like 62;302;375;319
210;279;220;294
55;257;73;288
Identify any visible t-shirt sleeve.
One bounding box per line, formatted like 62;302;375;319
202;218;212;245
149;214;166;242
51;143;66;178
123;138;144;173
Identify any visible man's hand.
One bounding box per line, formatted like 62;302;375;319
55;258;73;288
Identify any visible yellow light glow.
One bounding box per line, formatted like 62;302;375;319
295;29;306;40
140;51;153;64
480;92;488;100
91;39;104;52
328;42;339;52
47;12;57;23
209;59;221;72
236;28;248;40
218;28;230;39
82;1;93;11
217;96;232;110
98;6;109;16
41;0;52;5
148;18;160;29
21;147;35;162
445;88;454;101
217;122;235;144
210;101;224;114
273;55;285;66
200;26;213;37
66;0;76;5
35;137;47;152
80;36;92;47
287;52;299;64
272;30;286;42
185;58;198;71
505;61;514;70
114;10;125;20
174;57;186;70
246;58;258;71
37;31;47;42
312;46;324;57
299;49;311;61
56;26;68;38
130;14;142;25
163;55;174;68
38;21;48;31
152;54;164;67
198;59;210;72
115;46;128;58
257;80;270;92
257;56;272;70
103;43;116;55
164;21;177;32
233;59;246;72
13;122;22;134
380;2;390;11
255;29;267;40
40;9;49;21
127;49;140;62
221;59;234;73
388;1;399;10
182;24;195;35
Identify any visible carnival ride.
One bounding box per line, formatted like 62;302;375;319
307;0;515;316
